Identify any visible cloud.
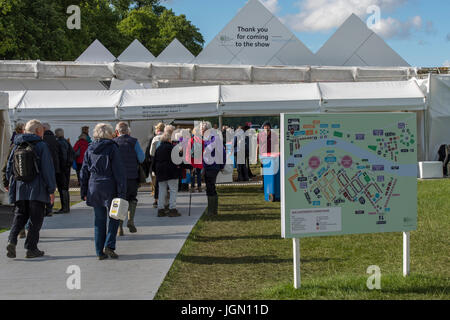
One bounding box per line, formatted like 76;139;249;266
370;16;422;39
282;0;430;40
283;0;407;33
260;0;281;14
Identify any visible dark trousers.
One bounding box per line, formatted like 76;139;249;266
94;207;120;256
9;201;45;250
205;169;219;196
56;168;70;192
154;175;159;200
246;155;254;178
126;178;138;203
235;155;249;181
76;163;83;185
191;168;202;188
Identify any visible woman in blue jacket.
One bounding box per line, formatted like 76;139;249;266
80;123;127;260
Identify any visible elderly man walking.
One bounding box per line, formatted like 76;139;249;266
149;123;165;208
55;128;74;213
5;119;56;259
114;122;145;236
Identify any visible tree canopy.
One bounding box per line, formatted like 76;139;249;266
0;0;204;60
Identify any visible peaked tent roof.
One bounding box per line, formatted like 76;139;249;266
194;0;319;66
76;39;117;63
154;39;195;63
117;39;155;62
316;14;410;67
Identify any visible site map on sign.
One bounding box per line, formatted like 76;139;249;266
281;113;418;239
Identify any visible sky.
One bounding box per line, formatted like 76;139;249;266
162;0;450;67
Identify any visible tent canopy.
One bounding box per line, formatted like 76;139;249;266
220;83;321;115
5;80;425;122
320;80;425;111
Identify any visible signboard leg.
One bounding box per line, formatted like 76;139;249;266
403;232;410;277
293;238;301;289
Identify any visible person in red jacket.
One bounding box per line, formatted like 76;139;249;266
73;133;89;186
186;126;204;192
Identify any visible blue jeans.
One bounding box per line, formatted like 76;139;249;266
191;168;202;188
94;207;120;256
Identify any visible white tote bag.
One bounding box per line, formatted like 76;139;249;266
109;198;129;221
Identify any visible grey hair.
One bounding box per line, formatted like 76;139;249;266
160;132;171;142
115;122;130;135
24;119;43;134
55;128;64;138
93;123;114;140
201;121;212;131
42;123;51;131
164;125;175;135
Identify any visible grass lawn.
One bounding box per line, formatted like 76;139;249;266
0;229;7;234
155;180;449;300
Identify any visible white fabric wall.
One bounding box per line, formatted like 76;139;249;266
428;75;450;160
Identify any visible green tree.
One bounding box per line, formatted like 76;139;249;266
118;7;204;56
0;0;69;60
0;0;204;60
65;0;127;59
157;9;204;56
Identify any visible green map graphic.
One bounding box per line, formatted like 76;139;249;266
281;113;418;239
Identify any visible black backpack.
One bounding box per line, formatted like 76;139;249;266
13;141;40;182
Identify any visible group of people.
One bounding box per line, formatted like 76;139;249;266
3;119;227;260
146;121;226;219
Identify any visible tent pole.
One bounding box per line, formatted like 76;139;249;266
424;74;431;161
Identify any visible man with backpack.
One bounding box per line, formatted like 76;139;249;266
55;128;74;213
5;119;56;259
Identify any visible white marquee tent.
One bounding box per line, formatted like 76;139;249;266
117;39;156;63
76;39;116;63
6;80;425;121
316;14;410;67
3;79;427;156
154;39;195;64
194;0;319;66
427;75;450;160
2;76;450;204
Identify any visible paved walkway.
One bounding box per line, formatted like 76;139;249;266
0;191;206;300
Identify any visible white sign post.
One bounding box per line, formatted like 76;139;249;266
293;238;301;289
403;231;410;277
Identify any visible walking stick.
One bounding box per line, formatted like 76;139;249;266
188;184;193;216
